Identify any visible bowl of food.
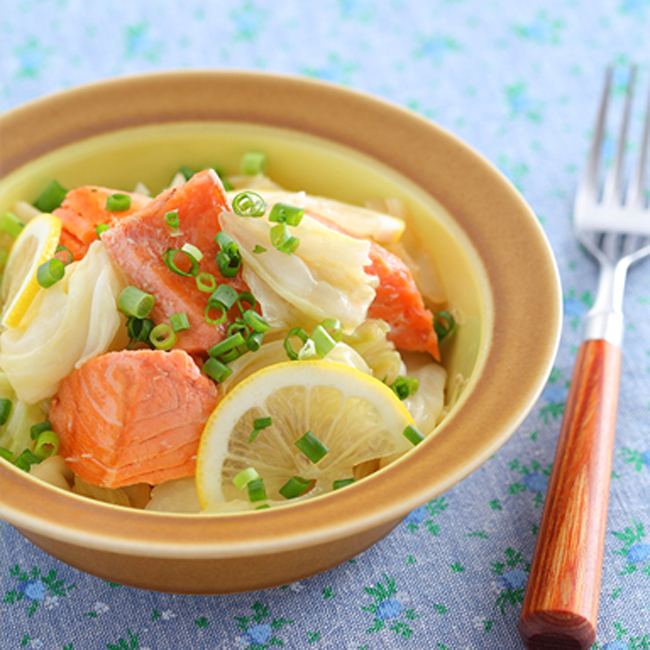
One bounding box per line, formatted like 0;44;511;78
0;71;562;594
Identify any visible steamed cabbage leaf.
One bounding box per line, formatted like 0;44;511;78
0;241;129;404
220;211;375;333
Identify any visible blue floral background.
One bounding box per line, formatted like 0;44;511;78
2;1;650;648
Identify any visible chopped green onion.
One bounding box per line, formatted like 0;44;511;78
319;318;343;342
284;327;309;360
0;398;13;425
126;317;154;348
149;324;177;350
196;272;216;293
13;449;42;472
268;203;304;226
165;209;180;229
247;477;267;503
310;324;337;358
219;348;242;364
242;309;270;334
403;424;425;446
105;193;132;212
0;212;25;238
236;291;256;313
253;245;267;254
34;180;67;212
204;303;227;326
333;478;355;490
227;317;248;337
390;376;420;401
179;165;194;181
37;258;65;288
202;357;232;383
30;420;52;440
249;416;272;443
34;430;60;459
233;467;260;490
169;312;191;333
162;248;200;277
279;476;312;499
245;331;265;352
240;151;267;175
270;223;300;254
433;311;456;340
210;284;239;311
118;286;155;319
216;239;242;278
0;447;12;462
96;223;110;238
232;191;267;217
55;244;74;266
181;242;203;262
256;504;271;510
295;430;329;464
207;332;245;358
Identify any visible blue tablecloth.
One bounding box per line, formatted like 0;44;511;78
2;1;649;648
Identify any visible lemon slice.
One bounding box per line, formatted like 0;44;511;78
196;360;416;512
1;213;62;328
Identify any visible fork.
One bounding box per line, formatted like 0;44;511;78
519;66;650;650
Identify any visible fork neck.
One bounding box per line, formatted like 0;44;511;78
583;258;629;347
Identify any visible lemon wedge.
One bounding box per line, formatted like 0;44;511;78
1;213;62;328
196;360;416;512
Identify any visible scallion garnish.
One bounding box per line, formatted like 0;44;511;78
126;317;154;349
0;398;13;426
165;209;180;229
284;327;309;360
55;244;74;266
169;312;191;333
433;310;456;340
268;203;304;226
233;467;260;490
249;416;272;443
219;348;242;364
256;504;271;510
215;232;242;278
34;180;67;212
279;476;312;499
34;430;60;460
162;248;200;277
270;223;300;254
236;291;256;314
390;376;420;401
204;303;227;326
106;193;131;212
240;151;267;175
181;242;203;262
0;447;12;462
403;424;425;446
333;478;355;490
13;448;42;472
210;284;239;311
196;272;216;293
295;430;329;464
242;309;270;334
319;318;343;342
247;477;267;503
179;165;194;181
232;191;267;217
253;245;267;254
37;258;65;288
202;357;232;383
227;318;248;338
118;286;155;319
96;223;110;238
30;420;52;441
0;212;25;238
149;324;177;350
207;332;246;359
245;331;265;352
309;324;337;358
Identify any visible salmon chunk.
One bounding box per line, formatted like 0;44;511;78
102;169;247;354
54;186;152;261
49;350;219;488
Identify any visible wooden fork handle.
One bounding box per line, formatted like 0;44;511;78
519;339;621;650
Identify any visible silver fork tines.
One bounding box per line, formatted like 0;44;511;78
575;66;650;346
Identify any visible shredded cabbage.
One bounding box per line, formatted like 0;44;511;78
220;211;375;333
0;241;129;404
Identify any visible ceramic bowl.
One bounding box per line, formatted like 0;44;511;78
0;71;562;594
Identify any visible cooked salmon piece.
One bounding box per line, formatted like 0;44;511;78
54;186;152;261
49;349;219;489
308;212;440;360
102;169;247;354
